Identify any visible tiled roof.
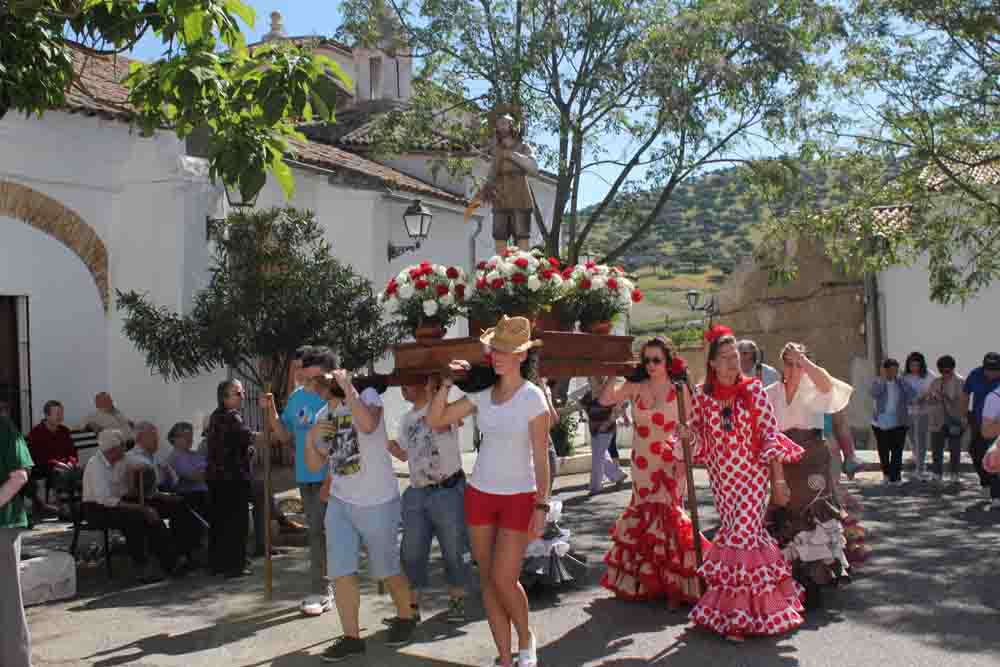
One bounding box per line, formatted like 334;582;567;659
300;99;471;152
920;151;1000;192
59;46;466;205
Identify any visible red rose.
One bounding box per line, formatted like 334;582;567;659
580;278;593;290
414;279;429;290
476;277;487;289
631;288;643;303
511;273;527;285
562;267;574;279
477;260;487;270
490;278;505;289
436;284;449;296
385;279;397;295
514;257;530;268
541;268;554;279
549;257;560;267
455;284;466;300
408;268;422;279
585;259;597;268
422;266;435;276
446;266;460;279
607;278;619;290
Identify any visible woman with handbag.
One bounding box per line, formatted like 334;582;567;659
926;355;966;484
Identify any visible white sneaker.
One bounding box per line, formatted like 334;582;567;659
300;594;333;616
517;632;538;667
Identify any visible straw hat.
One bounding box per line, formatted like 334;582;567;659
480;315;543;354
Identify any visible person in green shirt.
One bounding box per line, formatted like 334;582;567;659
1;415;34;667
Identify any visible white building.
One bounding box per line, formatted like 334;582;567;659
0;15;555;452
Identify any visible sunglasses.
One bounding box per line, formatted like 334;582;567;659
643;356;665;365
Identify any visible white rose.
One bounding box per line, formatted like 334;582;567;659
399;284;415;300
552;274;564;287
440;292;455;306
527;275;542;292
396;270;411;284
386;296;398;311
499;261;516;276
486;270;501;282
435;264;449;277
592;276;607;290
423;300;439;317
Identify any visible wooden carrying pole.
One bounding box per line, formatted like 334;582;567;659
673;376;704;591
263;382;273;599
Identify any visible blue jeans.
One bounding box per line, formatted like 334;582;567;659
400;479;469;590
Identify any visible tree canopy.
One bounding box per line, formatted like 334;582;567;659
758;0;1000;303
0;0;350;201
116;208;402;407
339;0;844;264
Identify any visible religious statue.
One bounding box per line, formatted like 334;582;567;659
477;113;539;253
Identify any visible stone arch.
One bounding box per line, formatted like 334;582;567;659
0;181;109;311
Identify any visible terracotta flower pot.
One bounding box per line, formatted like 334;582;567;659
413;320;447;343
582;320;613;335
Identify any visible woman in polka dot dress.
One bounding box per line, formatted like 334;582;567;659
597;338;710;607
682;327;806;641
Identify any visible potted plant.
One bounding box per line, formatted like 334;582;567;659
563;260;643;334
465;247;567;332
380;261;467;341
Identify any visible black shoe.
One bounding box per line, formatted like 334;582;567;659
385;617;418;646
382;605;421;626
320;636;366;662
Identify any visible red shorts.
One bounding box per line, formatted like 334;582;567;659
464;484;535;532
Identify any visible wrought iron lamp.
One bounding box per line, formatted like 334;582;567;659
686;289;720;329
388;199;433;261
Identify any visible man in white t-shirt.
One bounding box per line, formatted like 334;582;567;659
979;389;1000;507
304;370;417;662
388;377;469;624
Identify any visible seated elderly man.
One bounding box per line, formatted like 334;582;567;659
26;400;82;517
127;422;202;570
82;429;177;583
81;392;135;443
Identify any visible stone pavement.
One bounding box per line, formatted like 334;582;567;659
24;464;1000;667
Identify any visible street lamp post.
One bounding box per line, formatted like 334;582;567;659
388;200;434;261
686;289;719;330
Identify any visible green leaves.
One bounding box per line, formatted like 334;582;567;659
2;1;349;204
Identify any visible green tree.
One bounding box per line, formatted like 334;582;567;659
116;208;402;407
758;0;1000;303
339;0;843;264
0;1;349;202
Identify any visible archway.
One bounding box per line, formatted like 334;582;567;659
0;180;109;311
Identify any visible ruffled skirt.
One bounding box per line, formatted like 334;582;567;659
601;499;707;605
690;540;805;637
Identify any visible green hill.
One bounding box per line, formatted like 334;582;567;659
581;164;850;333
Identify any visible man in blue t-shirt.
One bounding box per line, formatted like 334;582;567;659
962;352;1000;498
262;346;336;616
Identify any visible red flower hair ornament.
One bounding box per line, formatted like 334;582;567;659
704;324;734;344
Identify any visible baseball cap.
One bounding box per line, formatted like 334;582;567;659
983;352;1000;371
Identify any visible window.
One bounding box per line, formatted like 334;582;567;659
369;57;382;99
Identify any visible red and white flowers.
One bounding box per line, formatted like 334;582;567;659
380;261;467;330
563;260;642;326
466;247;568;318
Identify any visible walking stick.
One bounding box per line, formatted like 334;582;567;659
263;382;273;599
672;374;704;593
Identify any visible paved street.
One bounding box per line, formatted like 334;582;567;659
25;468;1000;667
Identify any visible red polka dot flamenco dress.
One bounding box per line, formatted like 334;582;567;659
686;379;807;639
601;388;711;606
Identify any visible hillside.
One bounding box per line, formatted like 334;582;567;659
581;164;850;333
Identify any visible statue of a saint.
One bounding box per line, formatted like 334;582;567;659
478;113;539;254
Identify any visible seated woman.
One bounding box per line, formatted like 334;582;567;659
166;422;209;539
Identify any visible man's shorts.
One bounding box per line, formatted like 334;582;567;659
324;495;402;580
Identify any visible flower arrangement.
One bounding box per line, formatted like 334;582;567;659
465;247;568;322
563;260;643;329
379;261;467;333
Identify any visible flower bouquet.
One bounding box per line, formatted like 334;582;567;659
562;260;642;334
380;262;467;340
465;248;568;329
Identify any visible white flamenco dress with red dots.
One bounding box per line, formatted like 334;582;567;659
601;387;710;606
686;378;807;638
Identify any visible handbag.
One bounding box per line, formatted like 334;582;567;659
941;389;964;438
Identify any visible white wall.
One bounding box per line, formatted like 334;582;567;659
0;217;109;425
879;257;1000;376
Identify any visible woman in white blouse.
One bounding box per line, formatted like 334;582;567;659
765;343;853;606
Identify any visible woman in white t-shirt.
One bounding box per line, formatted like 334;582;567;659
427;315;550;667
902;351;937;481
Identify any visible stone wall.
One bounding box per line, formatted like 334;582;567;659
716;239;875;439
